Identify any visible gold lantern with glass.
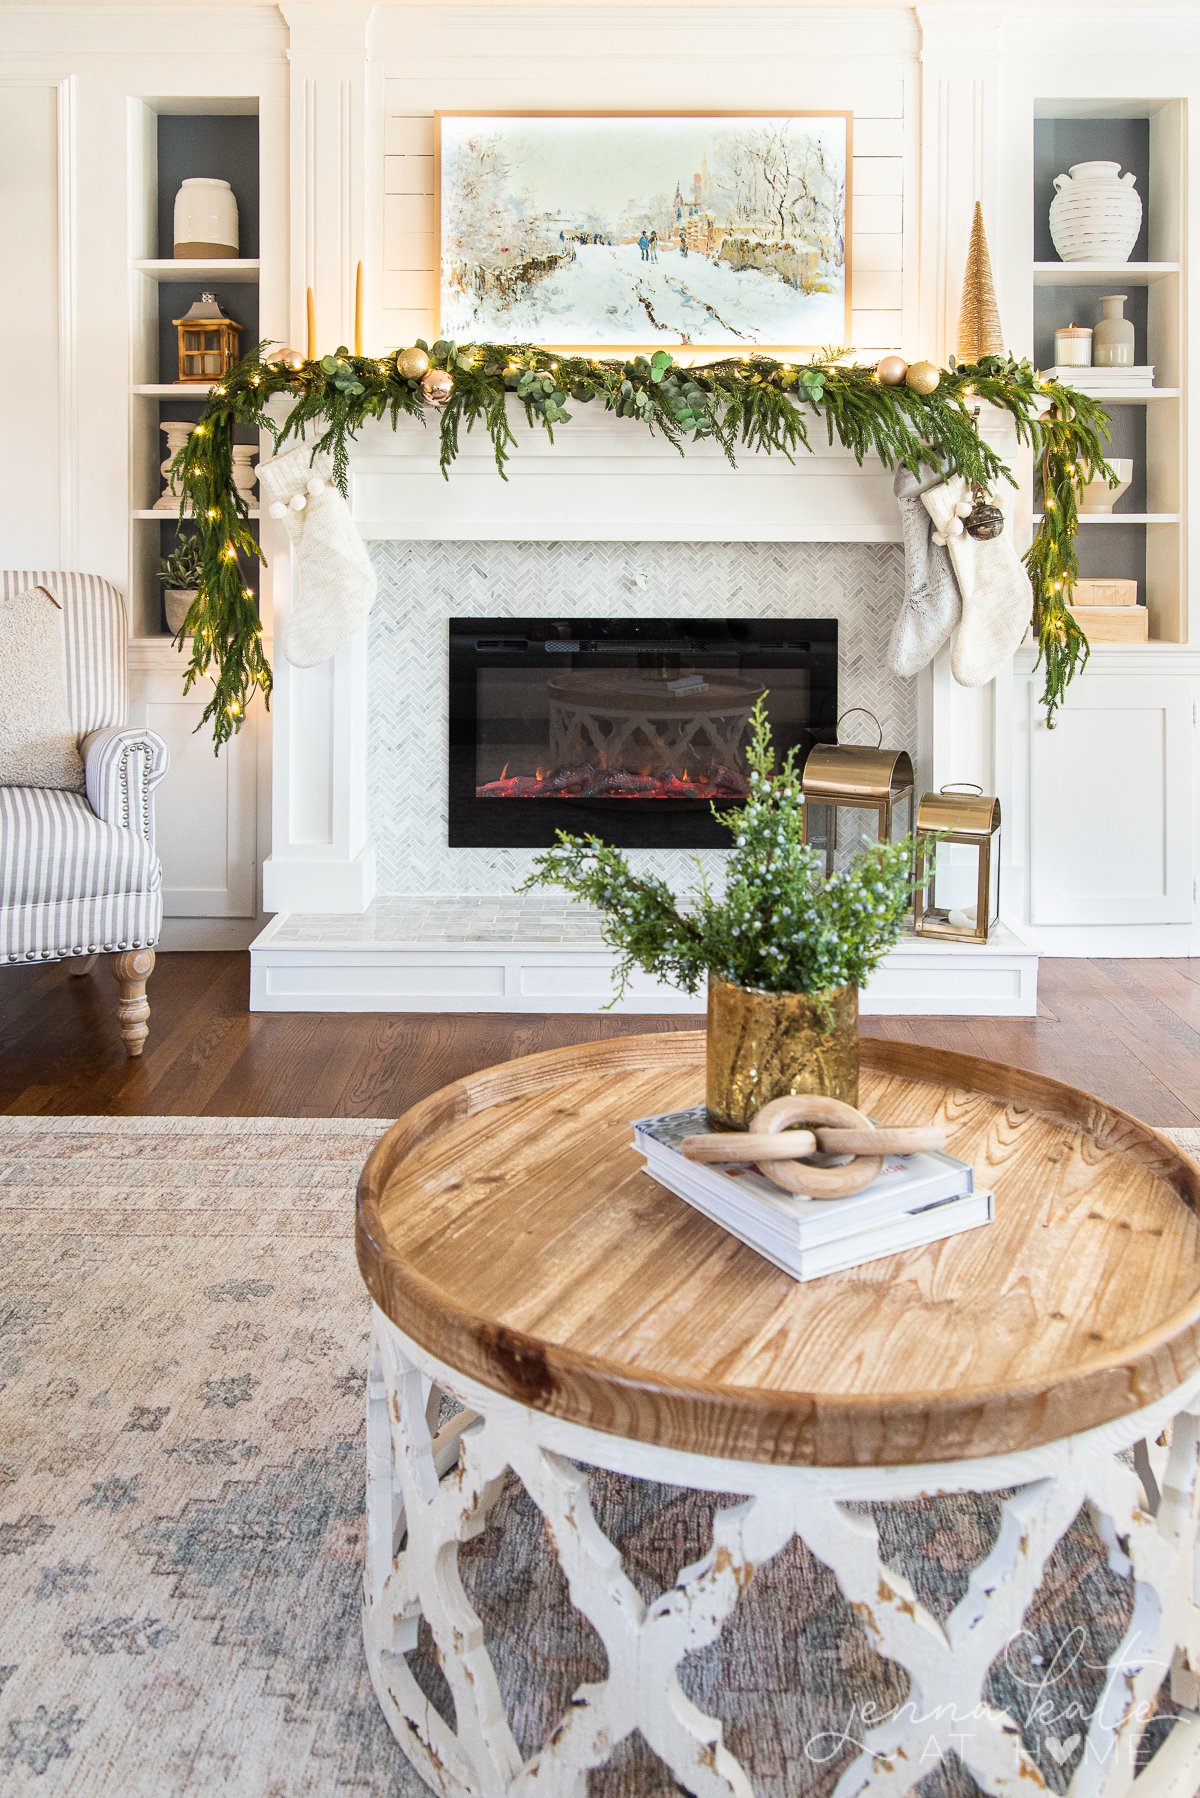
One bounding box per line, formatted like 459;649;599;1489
800;709;914;874
913;785;1001;943
173;292;242;383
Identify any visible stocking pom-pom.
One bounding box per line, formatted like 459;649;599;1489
306;477;325;497
269;500;288;520
954;498;974;519
289;493;307;512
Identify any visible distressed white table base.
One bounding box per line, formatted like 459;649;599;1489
362;1307;1200;1797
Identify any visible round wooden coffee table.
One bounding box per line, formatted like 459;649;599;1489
356;1032;1200;1796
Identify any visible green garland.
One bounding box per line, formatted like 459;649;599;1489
172;344;1113;747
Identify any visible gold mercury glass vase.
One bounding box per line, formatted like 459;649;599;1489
705;977;859;1130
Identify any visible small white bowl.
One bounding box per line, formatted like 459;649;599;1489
1079;458;1132;515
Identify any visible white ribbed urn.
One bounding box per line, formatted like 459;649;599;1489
173;177;239;259
1049;162;1142;263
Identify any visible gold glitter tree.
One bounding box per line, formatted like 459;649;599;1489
957;201;1005;361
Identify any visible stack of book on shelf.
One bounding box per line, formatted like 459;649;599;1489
1046;365;1156;393
632;1105;992;1282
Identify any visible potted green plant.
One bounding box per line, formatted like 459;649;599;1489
157;537;205;636
524;700;928;1129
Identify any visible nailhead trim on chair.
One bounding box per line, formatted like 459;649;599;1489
3;936;157;965
115;737;158;841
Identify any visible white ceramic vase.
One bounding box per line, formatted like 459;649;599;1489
173;178;239;259
1079;457;1133;514
1093;294;1136;367
1049;162;1142;263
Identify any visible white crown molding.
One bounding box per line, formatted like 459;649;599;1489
0;6;288;58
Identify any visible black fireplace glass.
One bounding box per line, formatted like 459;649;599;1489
448;617;838;849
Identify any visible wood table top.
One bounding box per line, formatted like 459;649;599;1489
355;1031;1200;1467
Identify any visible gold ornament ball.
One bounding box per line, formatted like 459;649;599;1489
904;360;941;396
395;346;431;381
875;355;909;386
266;345;305;371
420;368;455;407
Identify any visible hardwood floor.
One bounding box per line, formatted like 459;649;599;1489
2;952;1199;1125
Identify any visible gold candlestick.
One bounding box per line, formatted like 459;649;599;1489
306;287;316;360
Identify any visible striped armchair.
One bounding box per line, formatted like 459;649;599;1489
1;572;169;1055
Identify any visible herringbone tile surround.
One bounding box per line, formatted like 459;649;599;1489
367;540;911;895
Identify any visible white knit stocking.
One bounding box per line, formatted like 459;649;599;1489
889;465;962;678
258;446;377;668
921;476;1032;687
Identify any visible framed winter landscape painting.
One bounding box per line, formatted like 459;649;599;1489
435;112;852;351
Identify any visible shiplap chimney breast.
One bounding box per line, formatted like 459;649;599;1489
377;7;914;356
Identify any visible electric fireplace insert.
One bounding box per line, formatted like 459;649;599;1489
448;617;838;850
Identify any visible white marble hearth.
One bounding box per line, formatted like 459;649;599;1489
249;896;1038;1016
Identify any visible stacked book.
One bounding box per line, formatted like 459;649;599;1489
1045;365;1156;392
632;1105;992;1281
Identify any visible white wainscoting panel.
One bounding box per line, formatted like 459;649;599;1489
1029;674;1195;928
128;651;258;920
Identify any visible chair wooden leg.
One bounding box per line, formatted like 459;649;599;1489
111;949;155;1057
70;954;99;978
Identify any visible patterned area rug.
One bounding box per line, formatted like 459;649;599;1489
1;1117;1198;1797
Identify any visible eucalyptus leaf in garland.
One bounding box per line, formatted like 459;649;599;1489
171;342;1114;747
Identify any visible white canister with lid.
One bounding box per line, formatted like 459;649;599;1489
1054;323;1093;367
173;178;239;259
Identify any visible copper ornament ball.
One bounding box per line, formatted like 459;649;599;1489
395;346;432;381
904;360;942;396
266;345;305;371
420;368;455;406
875;355;909;387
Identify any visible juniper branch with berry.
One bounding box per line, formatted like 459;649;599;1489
523;699;930;1001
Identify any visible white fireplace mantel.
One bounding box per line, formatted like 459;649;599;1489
348;401;903;545
261;400;1016;919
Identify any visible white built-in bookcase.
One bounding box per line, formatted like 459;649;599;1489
126;98;263;640
1031;97;1188;645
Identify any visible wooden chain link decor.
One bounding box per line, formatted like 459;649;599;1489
683;1094;947;1197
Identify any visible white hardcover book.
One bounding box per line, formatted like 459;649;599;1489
1046;366;1155;386
638;1142;972;1263
632;1105;973;1248
646;1158;994;1280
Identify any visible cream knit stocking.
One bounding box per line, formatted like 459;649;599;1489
258;446;377;668
921;476;1032;687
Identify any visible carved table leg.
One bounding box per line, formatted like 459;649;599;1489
111;948;155;1057
70;954;99;978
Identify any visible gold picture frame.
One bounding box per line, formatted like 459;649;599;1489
434;110;853;354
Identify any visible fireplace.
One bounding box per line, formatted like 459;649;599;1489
448;617;838;849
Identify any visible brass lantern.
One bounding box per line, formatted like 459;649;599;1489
800;709;914;874
173;292;242;383
913;785;1001;943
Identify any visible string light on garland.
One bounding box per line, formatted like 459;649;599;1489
168;339;1114;746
